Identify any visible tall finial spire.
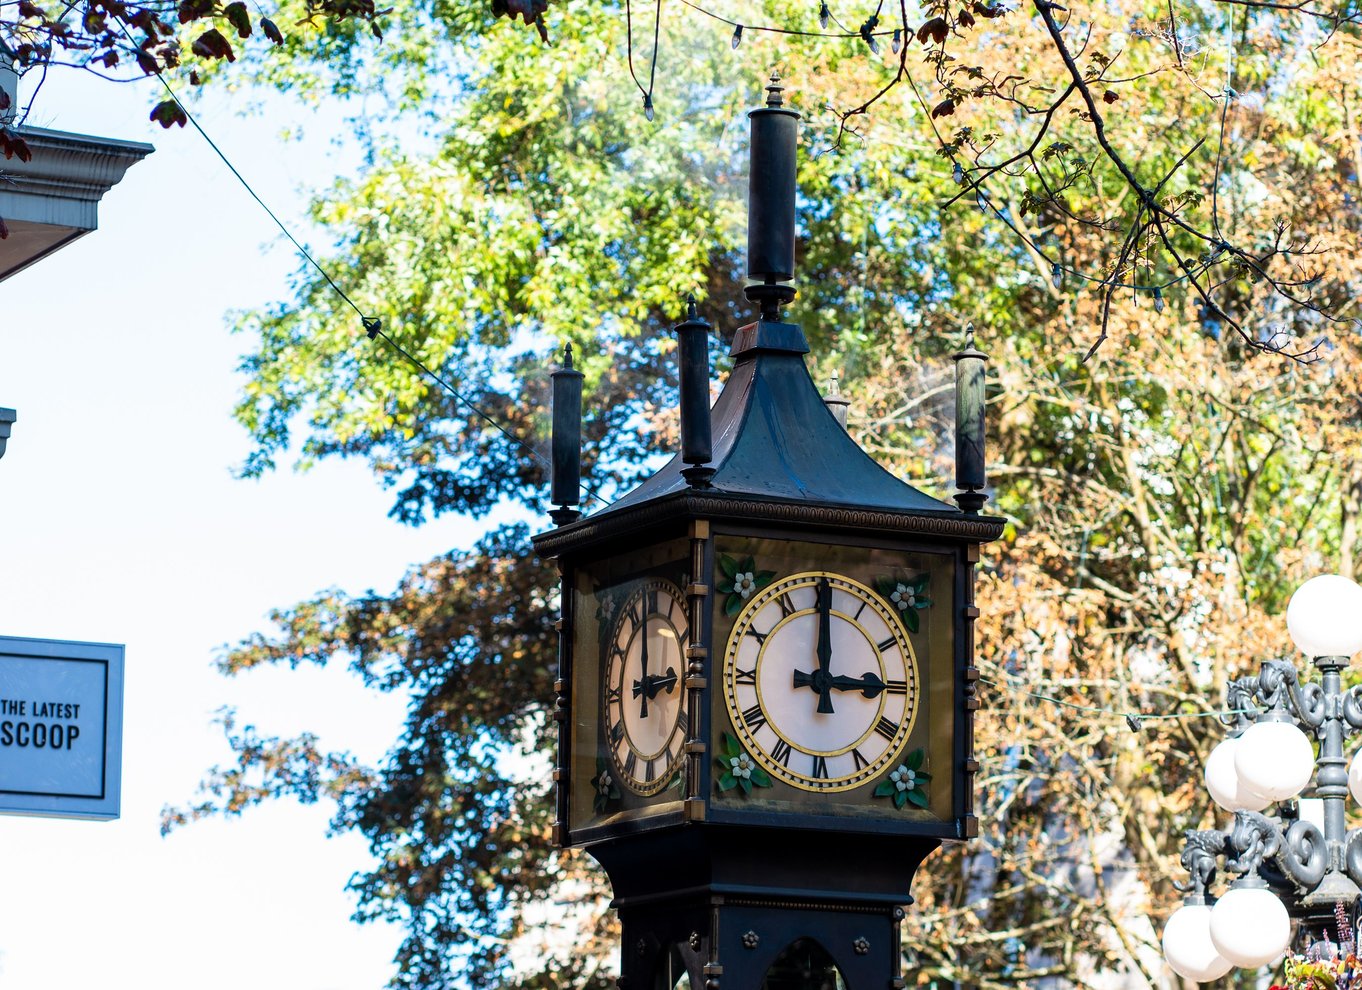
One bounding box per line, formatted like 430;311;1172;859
550;343;585;525
745;73;800;323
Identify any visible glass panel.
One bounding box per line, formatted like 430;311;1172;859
568;540;692;835
761;938;847;990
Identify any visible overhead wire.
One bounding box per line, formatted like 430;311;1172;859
116;21;608;510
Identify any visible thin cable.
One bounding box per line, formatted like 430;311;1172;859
372;327;611;508
981;674;1253;726
121;23;609;511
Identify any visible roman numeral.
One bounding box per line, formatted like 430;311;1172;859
734;667;757;686
851;748;869;771
646;589;659;615
645;758;656;782
606;686;622;703
877;636;897;653
609;722;624;743
771;739;792;766
777;593;797;618
885;679;908;695
741;704;767;731
624;751;637;777
853;598;868;620
744;627;768;645
875;716;900;741
812;755;829;779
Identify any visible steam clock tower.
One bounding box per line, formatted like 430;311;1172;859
532;77;1003;990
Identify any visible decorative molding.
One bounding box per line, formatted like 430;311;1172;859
534;492;1005;558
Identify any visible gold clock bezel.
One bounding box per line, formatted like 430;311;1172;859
721;570;920;793
602;577;690;797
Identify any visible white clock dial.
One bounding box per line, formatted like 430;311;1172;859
722;571;919;792
603;578;689;796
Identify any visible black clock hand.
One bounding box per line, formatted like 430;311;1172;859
828;671;886;698
791;577;838;714
641;667;678;700
632;620;652;718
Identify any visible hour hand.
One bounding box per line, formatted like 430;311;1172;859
633;668;678;707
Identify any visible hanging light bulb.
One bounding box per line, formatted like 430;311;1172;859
891;28;902;52
1153;287;1165;312
819;1;830;29
643;93;655;121
952;161;965;185
731;23;743;48
866;33;880;53
1051;262;1063;289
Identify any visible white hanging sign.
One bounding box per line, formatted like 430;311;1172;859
0;635;124;820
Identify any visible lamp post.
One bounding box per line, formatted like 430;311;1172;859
1163;574;1362;983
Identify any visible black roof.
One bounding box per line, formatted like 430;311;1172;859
599;319;958;518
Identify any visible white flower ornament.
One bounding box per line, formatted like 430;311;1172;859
890;583;916;611
735;572;756;599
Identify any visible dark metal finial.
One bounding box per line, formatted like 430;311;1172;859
550;346;585;525
675;298;715;488
953;327;988;514
765;72;784;107
745;73;801;322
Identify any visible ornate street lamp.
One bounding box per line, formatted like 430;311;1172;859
1164;575;1362;982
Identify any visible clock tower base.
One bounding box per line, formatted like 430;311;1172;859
591;826;941;990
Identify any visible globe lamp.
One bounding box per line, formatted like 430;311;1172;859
1163;903;1233;982
1286;575;1362;659
1233;720;1315;803
1205;737;1272;813
1209;885;1291;968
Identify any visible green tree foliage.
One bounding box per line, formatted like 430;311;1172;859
162;1;1362;987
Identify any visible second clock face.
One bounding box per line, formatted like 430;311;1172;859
603;578;689;796
722;571;920;792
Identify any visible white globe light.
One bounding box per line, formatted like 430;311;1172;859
1349;749;1362;805
1287;575;1362;658
1234;720;1315;803
1209;886;1292;968
1163;903;1234;982
1205;737;1273;813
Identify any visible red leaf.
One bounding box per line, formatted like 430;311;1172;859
149;98;188;128
0;131;33;162
260;16;284;43
971;1;1005;16
17;1;45;18
134;49;158;74
223;1;251;37
177;0;211;24
1102;90;1119;103
917;16;948;43
958;7;975;27
931;99;957;118
191;27;236;60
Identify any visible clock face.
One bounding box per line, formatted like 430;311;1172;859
721;571;919;792
603;578;689;796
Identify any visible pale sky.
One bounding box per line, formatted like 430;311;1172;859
0;68;492;989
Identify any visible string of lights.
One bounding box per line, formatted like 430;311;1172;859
980;673;1254;731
